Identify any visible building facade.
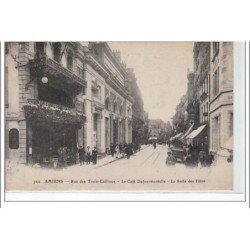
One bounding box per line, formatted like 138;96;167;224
191;42;210;153
187;42;233;161
126;68;145;145
5;42;133;165
209;42;233;161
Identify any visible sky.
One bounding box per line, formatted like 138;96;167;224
109;42;194;123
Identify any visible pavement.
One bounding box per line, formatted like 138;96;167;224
6;144;233;191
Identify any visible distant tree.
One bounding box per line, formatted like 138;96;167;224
172;95;187;134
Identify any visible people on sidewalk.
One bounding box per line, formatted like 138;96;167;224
115;144;120;158
92;147;98;165
86;146;91;164
78;146;85;166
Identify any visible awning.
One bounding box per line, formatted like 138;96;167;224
181;123;194;139
221;136;233;151
186;124;206;139
174;132;183;139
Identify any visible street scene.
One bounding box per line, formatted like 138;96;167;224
5;42;234;191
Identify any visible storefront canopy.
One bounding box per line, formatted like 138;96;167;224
186;124;206;139
181;123;194;139
170;132;183;141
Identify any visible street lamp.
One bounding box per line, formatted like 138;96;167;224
41;76;49;84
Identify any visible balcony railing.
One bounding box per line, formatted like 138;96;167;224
29;56;87;88
24;99;85;124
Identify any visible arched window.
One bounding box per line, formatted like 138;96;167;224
105;97;110;110
67;50;74;71
113;102;117;113
127;107;131;116
9;129;19;149
120;106;123;115
53;42;62;63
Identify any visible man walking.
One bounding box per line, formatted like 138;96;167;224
86;146;91;165
92;147;98;165
78;146;85;166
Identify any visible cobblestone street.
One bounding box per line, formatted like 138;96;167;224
6;144;232;191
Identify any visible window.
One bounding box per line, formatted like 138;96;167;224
213;68;219;97
53;42;62;63
213;42;219;57
35;42;45;57
67;50;74;71
114;102;117;113
9;129;19;149
120;106;123;115
105;97;110;110
93;85;101;99
77;66;84;78
5;66;9;108
5;42;10;54
229;112;233;137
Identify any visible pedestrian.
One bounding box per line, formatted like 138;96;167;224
115;144;120;158
78;145;85;166
198;149;207;167
110;144;115;157
166;150;176;166
185;152;195;167
124;143;130;159
206;151;214;167
153;141;157;149
92;147;98;165
86;146;91;164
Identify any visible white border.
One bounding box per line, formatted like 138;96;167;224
4;42;246;202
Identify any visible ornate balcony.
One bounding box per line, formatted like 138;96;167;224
29;56;87;91
24;99;86;125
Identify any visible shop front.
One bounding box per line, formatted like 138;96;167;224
24;99;85;167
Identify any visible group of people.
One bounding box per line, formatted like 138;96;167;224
78;146;98;165
110;142;139;159
185;144;214;167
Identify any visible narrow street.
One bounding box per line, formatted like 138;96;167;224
6;144;232;191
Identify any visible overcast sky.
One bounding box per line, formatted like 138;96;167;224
109;42;194;123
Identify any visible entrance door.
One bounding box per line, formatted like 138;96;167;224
113;120;118;145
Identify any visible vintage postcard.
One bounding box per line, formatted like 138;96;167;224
4;42;242;196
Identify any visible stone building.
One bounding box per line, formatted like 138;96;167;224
5;42;133;165
186;42;233;162
186;42;210;152
125;68;145;145
209;42;233;162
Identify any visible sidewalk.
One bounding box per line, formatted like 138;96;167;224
78;144;150;169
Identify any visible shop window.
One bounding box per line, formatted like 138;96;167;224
53;42;62;63
67;50;74;71
9;129;19;149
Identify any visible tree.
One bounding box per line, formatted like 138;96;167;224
171;95;187;134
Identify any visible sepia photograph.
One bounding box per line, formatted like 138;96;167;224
4;41;239;193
